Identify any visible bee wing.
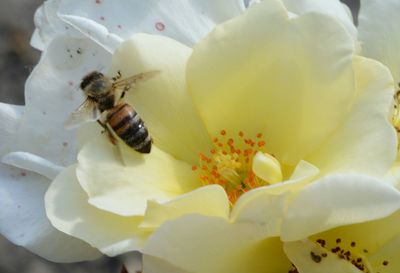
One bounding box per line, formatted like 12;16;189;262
112;71;160;93
64;99;100;129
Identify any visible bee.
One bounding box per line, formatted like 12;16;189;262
66;70;159;153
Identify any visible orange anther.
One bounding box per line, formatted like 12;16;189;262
256;133;263;138
220;130;226;136
192;166;198;171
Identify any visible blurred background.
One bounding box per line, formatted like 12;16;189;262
0;0;359;272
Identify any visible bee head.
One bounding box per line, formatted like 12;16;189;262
80;71;104;90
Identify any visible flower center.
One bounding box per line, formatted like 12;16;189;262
192;130;282;204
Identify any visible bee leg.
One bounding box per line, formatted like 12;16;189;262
97;120;118;145
112;70;122;82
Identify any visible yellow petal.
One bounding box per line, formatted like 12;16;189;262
77;137;200;216
110;34;212;165
188;0;356;165
45;165;149;256
307;56;397;177
282;174;400;241
140;185;229;229
284;240;364;273
143;214;291;273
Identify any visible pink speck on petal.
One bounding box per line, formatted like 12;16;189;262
155;22;165;31
62;142;68;147
20;171;26;177
95;0;102;4
68;81;74;86
100;16;105;21
117;24;122;29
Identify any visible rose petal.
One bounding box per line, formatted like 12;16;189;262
77;137;200;216
111;34;212;165
188;0;356;165
306;56;397;177
281;174;400;241
58;0;245;48
0;164;101;262
143;214;291;273
284;240;363;273
45;165;148;256
358;0;400;84
140;185;229;229
12;35;111;167
0;103;24;156
312;211;400;256
31;0;81;50
281;0;357;39
2;152;64;180
231;160;319;235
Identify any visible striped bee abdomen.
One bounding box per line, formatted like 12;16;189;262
106;103;152;153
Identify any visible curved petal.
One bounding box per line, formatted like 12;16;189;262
311;211;400;258
2;152;64;180
307;56;397;177
188;0;356;165
281;0;357;39
231;160;319;236
77;137;200;216
140;185;229;229
284;240;364;273
358;0;400;84
31;0;81;50
0;103;24;156
12;35;111;167
143;214;291;273
111;34;211;164
281;174;400;241
45;165;148;256
0;164;101;262
58;0;246;48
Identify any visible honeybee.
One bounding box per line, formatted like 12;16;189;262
66;70;159;153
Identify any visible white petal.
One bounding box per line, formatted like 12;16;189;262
281;0;357;39
12;36;111;167
281;174;400;241
2;152;64;180
0;103;24;156
306;57;397;177
0;164;101;262
58;0;245;47
45;165;148;256
358;0;400;83
59;15;123;53
284;240;364;273
32;0;81;50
